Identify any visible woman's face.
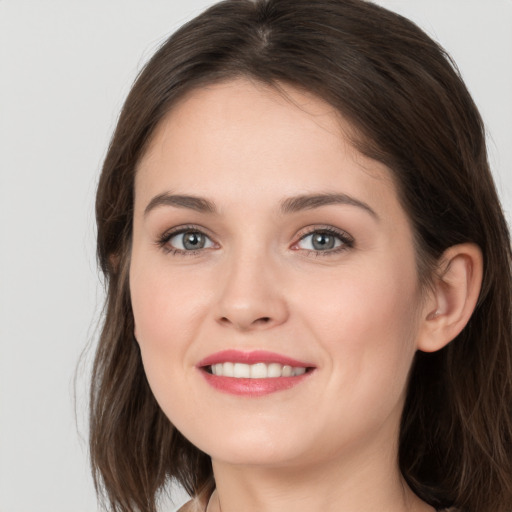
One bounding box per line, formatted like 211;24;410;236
130;79;427;470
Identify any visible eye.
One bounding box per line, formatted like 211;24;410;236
294;228;353;254
160;228;216;253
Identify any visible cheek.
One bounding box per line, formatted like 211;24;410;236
130;261;205;401
130;275;203;437
131;259;207;347
287;262;421;452
300;258;421;392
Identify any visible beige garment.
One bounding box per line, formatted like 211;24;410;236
177;498;206;512
177;490;209;512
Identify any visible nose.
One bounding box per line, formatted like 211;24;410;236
215;252;289;332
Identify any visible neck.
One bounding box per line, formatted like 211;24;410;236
208;437;433;512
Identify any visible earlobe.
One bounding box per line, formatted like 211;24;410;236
417;243;483;353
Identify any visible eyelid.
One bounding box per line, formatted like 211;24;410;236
156;223;354;256
291;225;354;254
157;224;218;254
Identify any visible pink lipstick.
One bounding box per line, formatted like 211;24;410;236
197;350;315;397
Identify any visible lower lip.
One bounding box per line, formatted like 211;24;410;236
200;370;312;397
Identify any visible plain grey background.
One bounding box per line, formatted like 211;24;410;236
1;1;511;511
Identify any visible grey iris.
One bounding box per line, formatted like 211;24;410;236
312;233;335;250
183;232;205;250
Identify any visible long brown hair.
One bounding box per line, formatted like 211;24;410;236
91;1;512;510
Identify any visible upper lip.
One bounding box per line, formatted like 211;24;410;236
197;350;314;368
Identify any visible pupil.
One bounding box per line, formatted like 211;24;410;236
312;233;334;250
183;232;204;250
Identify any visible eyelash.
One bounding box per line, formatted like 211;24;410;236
157;225;214;256
294;226;354;257
156;225;354;257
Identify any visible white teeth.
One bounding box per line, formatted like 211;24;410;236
233;363;251;378
210;362;308;378
223;362;234;377
282;365;293;377
267;363;282;378
250;363;268;378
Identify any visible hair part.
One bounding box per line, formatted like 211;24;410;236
91;1;512;510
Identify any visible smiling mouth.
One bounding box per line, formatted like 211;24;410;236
198;350;315;395
205;362;310;378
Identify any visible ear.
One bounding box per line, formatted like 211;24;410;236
417;243;483;353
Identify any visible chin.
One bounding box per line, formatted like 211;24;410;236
175;412;307;467
208;440;305;468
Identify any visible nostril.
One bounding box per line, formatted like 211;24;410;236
218;316;272;327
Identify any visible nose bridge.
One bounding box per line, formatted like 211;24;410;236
216;240;288;331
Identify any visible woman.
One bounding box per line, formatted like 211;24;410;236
90;0;512;511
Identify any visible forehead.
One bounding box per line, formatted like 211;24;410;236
135;79;399;217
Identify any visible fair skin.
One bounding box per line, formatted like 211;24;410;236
129;79;482;512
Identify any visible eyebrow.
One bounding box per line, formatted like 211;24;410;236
280;193;378;219
144;193;217;216
144;192;378;219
